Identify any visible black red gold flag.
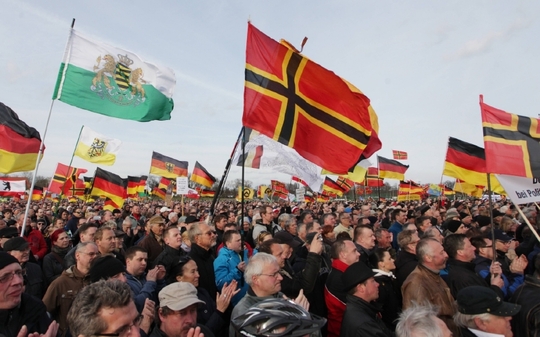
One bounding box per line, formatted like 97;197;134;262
378;156;409;180
150;151;188;179
243;23;378;174
190;162;216;188
200;189;216;198
90;168;127;208
0;102;43;174
322;177;345;196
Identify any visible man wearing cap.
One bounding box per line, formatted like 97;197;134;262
0;226;19;250
153;282;214;337
89;254;127;283
388;209;407;250
0;251;57;337
454;285;520;337
325;240;360;337
160;206;172;222
402;238;458;336
4;236;44;298
138;215;165;265
42;242;99;336
340;261;393;337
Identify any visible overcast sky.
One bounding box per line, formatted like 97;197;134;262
2;1;539;188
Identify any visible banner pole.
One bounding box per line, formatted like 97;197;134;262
487;173;496;262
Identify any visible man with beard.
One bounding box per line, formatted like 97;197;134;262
189;222;218;299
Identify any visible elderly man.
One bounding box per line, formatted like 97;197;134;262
455;286;520;337
402;238;458;336
43;242;99;336
334;212;353;238
0;252;56;337
189;221;218;299
340;261;393;337
152;282;214;337
375;228;396;259
67;280;149;337
3;236;44;298
138;215;165;264
325;240;360;337
396;304;452;337
229;253;311;337
394;229;420;289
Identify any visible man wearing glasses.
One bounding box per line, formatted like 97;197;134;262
0;251;58;337
43;242;99;336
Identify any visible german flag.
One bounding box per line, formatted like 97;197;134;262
158;177;172;191
190;162;216;188
90;168;126;208
397;190;421;201
292;176;308;187
152;187;166;200
317;193;330;202
443;137;504;193
31;186;43;201
138;176;147;195
200;189;215;198
236;128;263;169
481;99;540;178
365;167;384;187
103;198;120;212
48;163;87;194
399;180;424;194
392;150;408;160
243;23;377;175
0;102;43;174
336;176;354;193
150;151;188;179
322;177;345;196
378;156;409;180
304;195;314;203
127;176;141;198
454;179;483;197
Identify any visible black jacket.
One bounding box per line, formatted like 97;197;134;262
510;275;540;337
340;294;394;337
197;287;225;337
445;258;504;299
0;293;52;337
280;252;321;298
189;243;217;299
394;250;418;289
152;244;186;276
373;273;401;331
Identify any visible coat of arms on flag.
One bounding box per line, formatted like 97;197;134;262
88;138;107;158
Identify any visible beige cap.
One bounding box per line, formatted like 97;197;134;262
159;282;205;311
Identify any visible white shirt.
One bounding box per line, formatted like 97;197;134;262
468;328;504;337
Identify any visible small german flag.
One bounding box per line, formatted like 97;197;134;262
190;162;216;188
200;189;216;198
399;180;424;194
304;195;314;203
127;176;141;198
103;198;120;211
152;187;166;200
392;150;408;160
150;151;188;179
158;177;172;191
31;186;43;201
322;177;345;196
138;176;147;195
378;156;409;180
90;168;127;208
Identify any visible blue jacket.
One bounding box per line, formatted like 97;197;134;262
213;247;249;306
126;273;166;312
388;222;403;250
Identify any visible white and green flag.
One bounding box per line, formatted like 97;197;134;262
53;30;175;122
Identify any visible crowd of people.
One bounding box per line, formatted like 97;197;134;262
0;196;539;337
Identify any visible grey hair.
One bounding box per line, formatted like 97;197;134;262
67;280;133;337
396;303;444;337
416;238;438;263
187;221;206;242
278;213;293;228
76;241;97;253
244;253;277;286
454;311;492;329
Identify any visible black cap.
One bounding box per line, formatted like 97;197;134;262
406;210;416;219
342;261;376;292
0;252;19;270
457;286;520;316
89;255;126;283
184;216;198;224
3;237;29;252
0;227;18;239
487;229;512;242
492;209;503;218
474;215;492;228
419;205;430;215
446;220;462;233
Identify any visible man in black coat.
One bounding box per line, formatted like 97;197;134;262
153;226;185;275
188;222;218;298
340;261;393;337
510;253;540;337
443;234;504;299
394;229;419;289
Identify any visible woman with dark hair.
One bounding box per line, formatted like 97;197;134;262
42;229;71;285
369;247;401;331
321;225;336;246
169;256;239;337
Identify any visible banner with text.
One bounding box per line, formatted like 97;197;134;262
496;174;540;204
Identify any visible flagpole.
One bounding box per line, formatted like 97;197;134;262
240;126;246;262
59;125;84;200
486;173;497;263
21;18;77;238
377;157;381;201
209;127;244;217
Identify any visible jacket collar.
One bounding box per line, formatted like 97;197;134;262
448;258;477;272
346;294;380;316
331;258;350;272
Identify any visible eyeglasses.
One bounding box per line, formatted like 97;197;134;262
258;271;281;279
204;230;216;236
0;269;26;284
92;314;143;337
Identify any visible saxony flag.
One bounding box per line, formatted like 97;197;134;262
74;126;121;165
53;30;175;122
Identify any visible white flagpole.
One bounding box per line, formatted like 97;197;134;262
21;19;76;238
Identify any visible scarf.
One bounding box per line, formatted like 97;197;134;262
373;269;396;279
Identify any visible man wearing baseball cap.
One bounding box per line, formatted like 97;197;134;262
454;285;520;337
340;261;393;337
151;282;214;337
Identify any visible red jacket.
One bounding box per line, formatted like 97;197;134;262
324;259;350;337
25;229;48;260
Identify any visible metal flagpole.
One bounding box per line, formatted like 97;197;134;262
21;18;76;237
58;125;84;200
486;173;497;263
377;157;381;201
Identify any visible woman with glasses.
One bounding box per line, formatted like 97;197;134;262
42;229;71;285
169;256;238;337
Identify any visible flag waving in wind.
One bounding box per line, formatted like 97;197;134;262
243;22;377;174
53;30;175;122
74;126;121;165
